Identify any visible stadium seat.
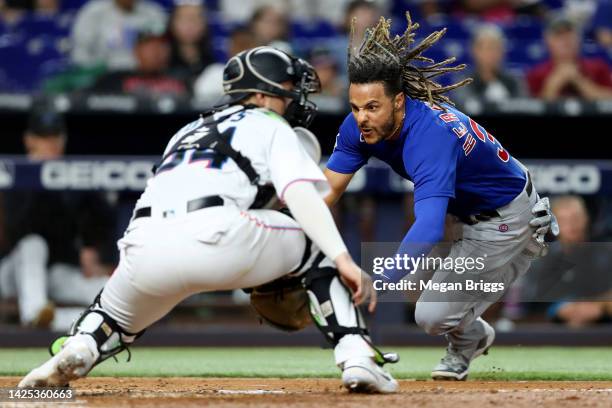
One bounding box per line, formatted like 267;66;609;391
290;20;338;39
505;17;543;39
506;40;547;67
18;14;70;38
0;42;39;91
582;41;612;63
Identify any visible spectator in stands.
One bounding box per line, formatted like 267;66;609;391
0;0;28;27
193;26;256;103
455;0;546;22
219;0;388;26
249;5;291;53
34;0;59;15
592;1;612;50
344;0;381;47
456;0;516;22
0;104;114;328
309;46;344;97
527;15;612;101
525;196;612;327
410;0;448;22
70;0;167;71
453;24;525;105
167;0;214;86
89;27;189;98
327;0;382;84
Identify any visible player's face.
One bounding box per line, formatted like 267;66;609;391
24;133;66;160
349;82;403;144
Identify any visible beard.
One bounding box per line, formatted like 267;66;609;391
379;108;399;140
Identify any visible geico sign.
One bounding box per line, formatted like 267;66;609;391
41;161;154;190
529;165;601;194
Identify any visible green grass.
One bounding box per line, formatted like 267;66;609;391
1;347;610;381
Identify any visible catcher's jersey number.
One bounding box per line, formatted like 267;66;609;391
156;127;236;174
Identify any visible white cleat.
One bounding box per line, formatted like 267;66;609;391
342;357;399;394
18;338;97;388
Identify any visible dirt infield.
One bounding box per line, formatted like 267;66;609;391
1;377;611;407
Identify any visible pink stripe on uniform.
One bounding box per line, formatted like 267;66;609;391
240;211;302;231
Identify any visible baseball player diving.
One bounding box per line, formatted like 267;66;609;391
324;15;558;381
18;47;399;393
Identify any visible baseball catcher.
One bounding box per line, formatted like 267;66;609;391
18;46;398;393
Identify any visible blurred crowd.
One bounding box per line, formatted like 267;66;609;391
0;0;610;104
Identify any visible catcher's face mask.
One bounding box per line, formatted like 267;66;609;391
223;46;321;127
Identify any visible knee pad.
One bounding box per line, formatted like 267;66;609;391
303;254;399;365
50;290;145;365
304;265;366;344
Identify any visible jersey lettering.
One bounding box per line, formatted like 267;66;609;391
439;112;459;123
462;134;476;156
452;122;469;139
468;118;509;162
157;127;237;173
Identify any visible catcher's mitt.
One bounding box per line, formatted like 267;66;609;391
248;275;312;332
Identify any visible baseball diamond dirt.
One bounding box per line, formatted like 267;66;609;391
1;377;612;407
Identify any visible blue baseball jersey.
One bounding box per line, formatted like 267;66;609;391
327;96;527;217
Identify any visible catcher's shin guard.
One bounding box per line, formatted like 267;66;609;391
303;255;399;365
49;291;145;370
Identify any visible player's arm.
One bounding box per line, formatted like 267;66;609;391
270;125;375;310
283;181;375;311
381;121;458;283
323;168;354;207
324;117;369;207
382;196;448;283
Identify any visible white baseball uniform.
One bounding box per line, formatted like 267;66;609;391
100;106;331;334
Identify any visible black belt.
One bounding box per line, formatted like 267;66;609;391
460;172;533;226
133;195;224;219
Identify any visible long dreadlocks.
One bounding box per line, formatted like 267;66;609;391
348;12;472;106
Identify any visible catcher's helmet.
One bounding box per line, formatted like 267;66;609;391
222;46;321;127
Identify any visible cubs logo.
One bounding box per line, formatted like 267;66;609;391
499;224;509;232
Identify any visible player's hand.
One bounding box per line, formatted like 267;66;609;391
335;252;377;312
529;197;559;243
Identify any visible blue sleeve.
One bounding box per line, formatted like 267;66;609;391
383;196;448;283
326;114;368;174
405;123;459;203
